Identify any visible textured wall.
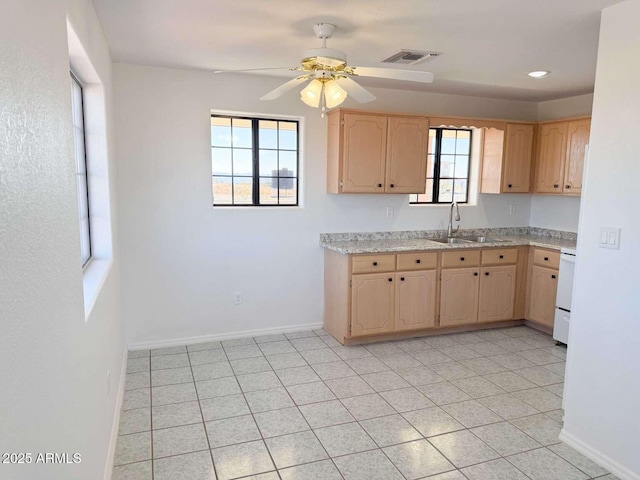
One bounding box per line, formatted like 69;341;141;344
0;1;124;479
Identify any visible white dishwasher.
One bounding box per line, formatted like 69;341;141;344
553;247;576;345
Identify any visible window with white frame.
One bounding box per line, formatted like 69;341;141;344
70;72;92;266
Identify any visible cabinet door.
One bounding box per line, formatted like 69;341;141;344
502;124;534;193
341;113;387;193
563;119;590;195
478;265;516;323
528;265;559;328
395;270;436;331
385;117;430;193
535;122;567;193
440;268;479;326
351;273;395;337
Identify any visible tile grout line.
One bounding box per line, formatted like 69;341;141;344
187;343;220;480
148;349;154;480
222;339;284;479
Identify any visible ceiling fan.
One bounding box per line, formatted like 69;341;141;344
215;23;435;111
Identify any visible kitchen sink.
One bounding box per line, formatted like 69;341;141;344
459;236;510;243
430;237;477;244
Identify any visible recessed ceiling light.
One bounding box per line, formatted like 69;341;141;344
528;70;550;79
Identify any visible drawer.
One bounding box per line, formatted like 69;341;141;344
351;254;396;274
441;250;481;268
396;252;438;271
482;248;518;265
532;249;560;269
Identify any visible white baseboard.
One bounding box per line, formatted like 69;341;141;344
103;348;128;480
559;429;639;480
127;322;324;351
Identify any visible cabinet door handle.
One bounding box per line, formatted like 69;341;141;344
565;185;571;189
499;255;504;259
377;183;382;188
400;277;405;281
554;184;559;188
508;184;512;188
544;257;549;261
373;262;378;266
388;278;393;282
416;259;421;264
551;274;557;279
485;272;490;276
460;257;465;261
473;272;478;276
390;184;395;188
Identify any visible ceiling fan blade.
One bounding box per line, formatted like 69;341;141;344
350;66;434;84
335;76;376;103
260;76;310;101
214;66;300;74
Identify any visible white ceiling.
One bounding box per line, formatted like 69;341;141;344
93;0;622;101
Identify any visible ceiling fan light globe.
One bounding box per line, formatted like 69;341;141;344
300;79;323;107
324;79;348;108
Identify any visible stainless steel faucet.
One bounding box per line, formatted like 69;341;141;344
447;201;461;237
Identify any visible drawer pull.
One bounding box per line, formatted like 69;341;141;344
377;183;382;188
388;278;393;282
373;262;378;266
551;274;557;279
474;272;478;276
499;255;504;259
554;184;559;188
460;257;465;261
544;257;549;261
565;185;571;189
416;259;421;264
485;272;490;276
400;277;405;281
390;184;395;188
508;184;512;188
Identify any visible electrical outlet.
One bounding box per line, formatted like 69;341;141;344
234;292;243;305
386;206;394;218
106;370;111;395
509;204;517;215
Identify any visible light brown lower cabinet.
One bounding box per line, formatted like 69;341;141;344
395;270;437;331
324;245;547;344
440;267;480;326
478;265;517;323
527;265;558;328
350;273;395;337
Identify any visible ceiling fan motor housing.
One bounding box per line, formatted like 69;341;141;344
313;23;336;39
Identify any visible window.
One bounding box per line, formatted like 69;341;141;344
211;115;299;206
410;128;472;204
70;72;91;266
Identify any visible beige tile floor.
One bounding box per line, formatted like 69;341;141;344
112;326;620;480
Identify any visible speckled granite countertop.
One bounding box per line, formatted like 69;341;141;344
320;227;577;254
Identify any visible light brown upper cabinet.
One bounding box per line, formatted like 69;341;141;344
481;123;535;193
563;119;591;195
534;118;590;195
327;110;429;194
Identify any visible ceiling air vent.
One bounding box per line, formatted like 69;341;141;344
380;50;442;65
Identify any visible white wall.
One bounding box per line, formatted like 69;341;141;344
537;93;593;122
114;64;543;345
529;196;582;232
0;1;124;479
562;1;640;478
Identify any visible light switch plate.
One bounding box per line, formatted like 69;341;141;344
599;227;621;249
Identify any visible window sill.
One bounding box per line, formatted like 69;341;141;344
82;257;113;320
